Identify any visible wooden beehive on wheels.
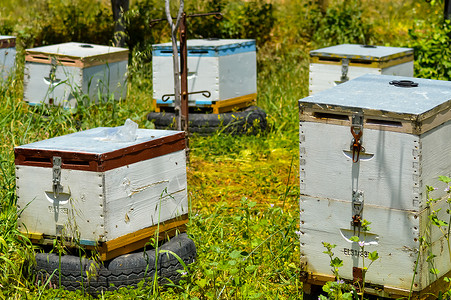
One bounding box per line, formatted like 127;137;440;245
15;126;188;261
299;74;451;298
152;39;257;114
309;44;414;95
0;35;16;81
23;42;128;109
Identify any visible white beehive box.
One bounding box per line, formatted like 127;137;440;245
299;74;451;297
309;44;414;95
0;35;16;81
152;39;257;113
15;127;188;260
24;42;128;109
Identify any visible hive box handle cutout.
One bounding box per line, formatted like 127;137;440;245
340;228;379;245
45;191;71;205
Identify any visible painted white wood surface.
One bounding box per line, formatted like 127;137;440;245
218;51;257;100
309;61;414;95
153;55;220;102
300;194;420;291
0;47;16;81
301;193;451;291
418;195;451;289
16;150;187;244
300;121;420;210
420;120;451;208
152;39;257;106
103;150;188;240
16;165;105;242
23;60;127;108
301;194;451;291
299;74;451;292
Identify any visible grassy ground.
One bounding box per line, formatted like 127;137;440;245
0;0;448;299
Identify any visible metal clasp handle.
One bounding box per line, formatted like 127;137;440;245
52;156;63;198
351;190;364;236
389;80;418;88
350;112;364;163
161;90;211;102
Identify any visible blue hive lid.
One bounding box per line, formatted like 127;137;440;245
152;39;256;57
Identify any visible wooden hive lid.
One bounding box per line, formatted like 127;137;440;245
0;35;16;48
25;42;129;68
299;74;451;135
15;128;185;172
310;44;413;62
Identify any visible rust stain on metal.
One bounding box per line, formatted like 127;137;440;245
353;267;363;283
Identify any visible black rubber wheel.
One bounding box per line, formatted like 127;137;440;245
147;106;267;135
35;233;196;294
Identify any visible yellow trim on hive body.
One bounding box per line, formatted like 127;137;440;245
154;93;257;114
21;232;44;241
310;54;413;69
211;93;257;114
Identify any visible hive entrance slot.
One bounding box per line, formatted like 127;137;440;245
31;56;49;61
59;59;76;64
63;160;90;166
366;118;403;127
317;57;341;63
189;50;209;54
24;157;50;163
313;112;349;121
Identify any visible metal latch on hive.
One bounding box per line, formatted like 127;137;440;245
351;190;364;236
52;156;63;198
350;112;364;163
335;58;349;85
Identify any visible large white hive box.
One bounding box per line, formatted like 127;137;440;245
309;44;414;95
15;127;188;259
0;35;16;81
23;42;128;109
299;74;451;297
152;39;257;113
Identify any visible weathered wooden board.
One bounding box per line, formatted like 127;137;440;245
152;39;257;111
0;35;16;81
299;74;451;296
300;194;451;298
16;149;187;243
23;42;128;108
15;128;188;254
300;121;419;210
309;44;414;95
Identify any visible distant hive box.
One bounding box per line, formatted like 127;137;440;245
309;44;414;95
0;35;16;81
152;39;257;114
15;127;188;261
299;74;451;297
23;42;128;109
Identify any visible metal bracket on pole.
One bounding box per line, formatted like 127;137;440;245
155;8;222;164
